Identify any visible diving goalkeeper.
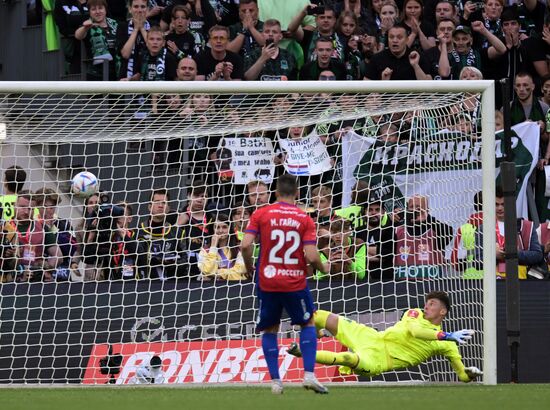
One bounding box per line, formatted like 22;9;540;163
288;291;483;382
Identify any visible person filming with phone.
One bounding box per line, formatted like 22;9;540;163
287;2;346;63
244;19;298;80
393;195;454;280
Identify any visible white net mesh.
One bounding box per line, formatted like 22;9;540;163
0;83;492;385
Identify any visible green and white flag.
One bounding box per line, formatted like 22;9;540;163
342;121;539;229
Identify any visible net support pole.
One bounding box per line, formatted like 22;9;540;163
481;80;497;385
500;78;520;383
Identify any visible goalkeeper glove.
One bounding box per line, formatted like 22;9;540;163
438;329;475;344
465;366;483;380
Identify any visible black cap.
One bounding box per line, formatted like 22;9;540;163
501;6;520;23
453;25;471;36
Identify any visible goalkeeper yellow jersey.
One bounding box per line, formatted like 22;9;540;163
381;308;470;382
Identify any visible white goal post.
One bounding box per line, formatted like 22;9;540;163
0;80;496;385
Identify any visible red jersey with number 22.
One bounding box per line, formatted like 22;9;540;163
245;202;317;292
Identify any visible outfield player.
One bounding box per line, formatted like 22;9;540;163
241;174;329;395
288;291;483;382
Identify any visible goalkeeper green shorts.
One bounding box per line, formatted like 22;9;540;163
336;316;389;377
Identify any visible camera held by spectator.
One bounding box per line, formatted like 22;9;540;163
130;355;165;384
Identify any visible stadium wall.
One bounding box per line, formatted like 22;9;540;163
0;281;548;384
0;4;62;81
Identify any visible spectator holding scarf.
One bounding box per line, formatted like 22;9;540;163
75;0;119;80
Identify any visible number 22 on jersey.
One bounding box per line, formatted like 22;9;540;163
268;229;300;265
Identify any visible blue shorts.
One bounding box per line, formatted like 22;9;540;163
256;287;315;331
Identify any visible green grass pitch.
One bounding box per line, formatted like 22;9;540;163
1;385;549;410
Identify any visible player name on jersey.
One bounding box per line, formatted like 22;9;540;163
270;217;301;228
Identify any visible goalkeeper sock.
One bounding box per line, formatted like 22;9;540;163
262;332;280;380
316;350;360;368
314;310;330;330
300;325;317;373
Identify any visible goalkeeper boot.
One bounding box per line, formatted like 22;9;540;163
271;379;283;395
287;342;302;358
303;373;328;394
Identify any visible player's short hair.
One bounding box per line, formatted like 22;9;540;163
426;291;451;312
151;188;169;202
34;187;60;207
276;174;298;197
495;185;504;199
4;165;27;194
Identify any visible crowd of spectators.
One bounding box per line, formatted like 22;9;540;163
0;151;547;282
2;0;549;282
52;0;549;91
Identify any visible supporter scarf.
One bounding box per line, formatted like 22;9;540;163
450;48;480;78
125;19;151;78
510;97;546;125
89;18;118;59
482;17;501;49
450;48;477;67
142;48;167;81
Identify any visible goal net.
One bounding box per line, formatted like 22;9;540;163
0;81;496;385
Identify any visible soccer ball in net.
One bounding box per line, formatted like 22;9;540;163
71;171;99;198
